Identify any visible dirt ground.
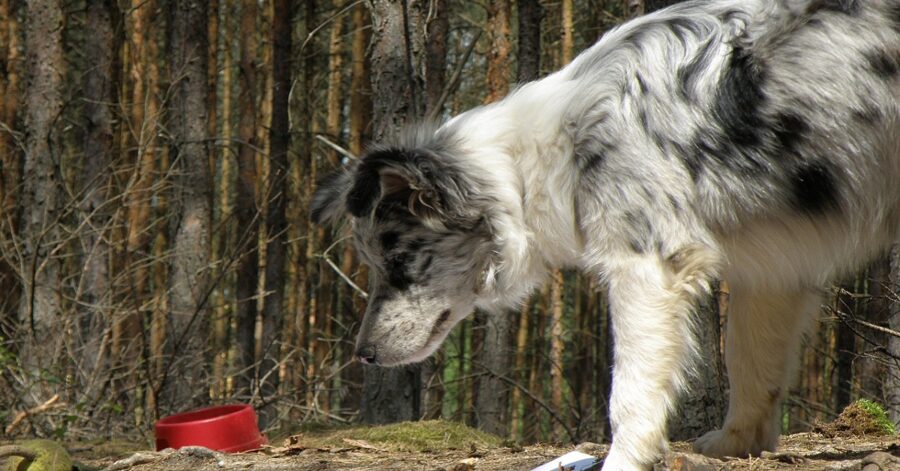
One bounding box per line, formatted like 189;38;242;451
61;431;898;471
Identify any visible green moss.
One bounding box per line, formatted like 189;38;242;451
290;420;503;452
1;439;72;471
854;399;895;435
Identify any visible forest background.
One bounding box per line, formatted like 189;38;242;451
0;0;899;446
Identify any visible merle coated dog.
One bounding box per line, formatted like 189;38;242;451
312;1;900;469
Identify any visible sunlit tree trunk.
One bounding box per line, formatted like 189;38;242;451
119;0;158;406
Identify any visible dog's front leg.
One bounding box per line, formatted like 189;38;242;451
601;255;704;471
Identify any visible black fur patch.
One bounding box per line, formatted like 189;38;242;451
773;112;809;155
713;46;766;147
792;163;838;213
865;49;899;78
889;2;900;33
578;152;607;173
385;252;413;290
347;166;384;217
812;0;861;15
380;231;401;251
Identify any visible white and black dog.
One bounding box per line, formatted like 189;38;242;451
313;0;899;469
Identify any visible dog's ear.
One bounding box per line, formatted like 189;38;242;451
347;147;477;226
311;170;354;224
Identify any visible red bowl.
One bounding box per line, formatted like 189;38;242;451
155;404;267;452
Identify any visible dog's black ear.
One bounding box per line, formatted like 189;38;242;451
311;170;354;224
347;147;477;225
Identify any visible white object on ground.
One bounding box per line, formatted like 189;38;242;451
530;450;599;471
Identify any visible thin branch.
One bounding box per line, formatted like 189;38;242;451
474;361;578;444
427;29;482;122
315;134;359;162
5;394;63;435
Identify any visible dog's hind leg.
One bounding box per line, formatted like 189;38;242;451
601;250;715;470
693;287;819;458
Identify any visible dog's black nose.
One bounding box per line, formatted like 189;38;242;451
356;345;377;364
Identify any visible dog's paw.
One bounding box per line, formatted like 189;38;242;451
693;426;778;459
600;448;650;471
693;428;751;459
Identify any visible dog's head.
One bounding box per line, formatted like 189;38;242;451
312;144;498;366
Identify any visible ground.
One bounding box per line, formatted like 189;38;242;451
35;422;899;471
3;409;899;470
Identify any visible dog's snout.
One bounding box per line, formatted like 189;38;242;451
356;345;377;364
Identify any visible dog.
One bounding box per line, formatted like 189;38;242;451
312;0;900;469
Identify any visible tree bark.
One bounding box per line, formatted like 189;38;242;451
164;0;211;410
348;3;371;156
475;310;513;435
259;0;292;426
516;0;543;83
473;0;513;437
361;0;427;424
233;0;259;401
424;0;447;115
548;270;567;438
0;0;21;215
483;0;510;104
561;0;574;65
78;0;117;399
886;245;900;424
17;0;65;380
668;286;726;440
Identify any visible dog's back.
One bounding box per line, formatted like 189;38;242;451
548;0;900;290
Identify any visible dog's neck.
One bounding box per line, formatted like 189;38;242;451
445;74;585;309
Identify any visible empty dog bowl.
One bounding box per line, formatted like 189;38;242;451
155;404;267;452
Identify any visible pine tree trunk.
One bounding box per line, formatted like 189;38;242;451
886;245;900;424
516;0;542;83
119;0;158;402
233;0;259;401
473;0;513;436
164;0;211;410
348;3;371;156
0;0;21;215
259;0;291;426
424;0;447;114
668;286;726;440
561;0;574;65
17;0;65;383
483;0;510;104
361;0;427;424
548;270;566;439
78;0;117;400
